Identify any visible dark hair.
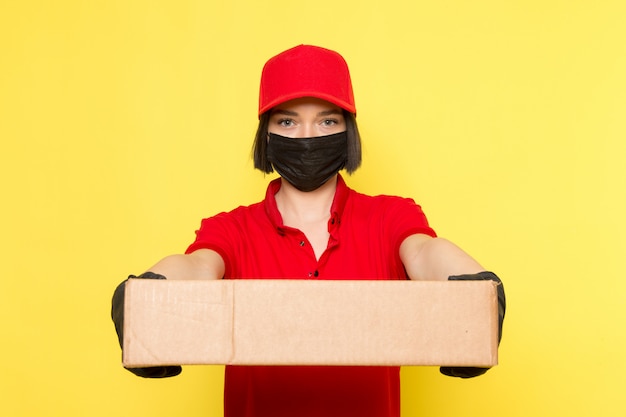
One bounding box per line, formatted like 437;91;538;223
252;110;362;174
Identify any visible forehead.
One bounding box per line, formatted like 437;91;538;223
271;97;343;114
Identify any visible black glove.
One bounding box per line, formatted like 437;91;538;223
111;271;182;378
440;271;506;379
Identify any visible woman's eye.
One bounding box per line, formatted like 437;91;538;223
322;119;338;126
278;119;294;127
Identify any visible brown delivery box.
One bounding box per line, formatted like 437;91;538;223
123;279;499;367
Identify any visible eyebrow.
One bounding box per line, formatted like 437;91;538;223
271;108;343;117
271;109;298;116
318;109;343;116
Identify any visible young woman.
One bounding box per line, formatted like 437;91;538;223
112;44;505;417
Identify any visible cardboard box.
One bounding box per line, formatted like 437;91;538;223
123;279;499;367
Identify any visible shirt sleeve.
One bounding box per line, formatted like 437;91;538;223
185;211;237;277
384;196;437;252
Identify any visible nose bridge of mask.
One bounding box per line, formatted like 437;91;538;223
268;131;345;142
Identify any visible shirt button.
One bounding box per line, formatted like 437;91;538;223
299;241;305;247
314;270;319;277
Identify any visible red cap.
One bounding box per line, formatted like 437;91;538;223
258;45;356;116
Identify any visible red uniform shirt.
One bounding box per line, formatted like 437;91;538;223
186;175;436;417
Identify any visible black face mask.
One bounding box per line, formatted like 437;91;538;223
267;131;348;192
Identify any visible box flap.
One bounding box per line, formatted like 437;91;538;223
123;279;234;367
232;280;498;366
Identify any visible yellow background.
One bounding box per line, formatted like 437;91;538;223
2;1;625;416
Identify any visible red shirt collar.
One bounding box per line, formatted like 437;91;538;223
264;174;350;234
